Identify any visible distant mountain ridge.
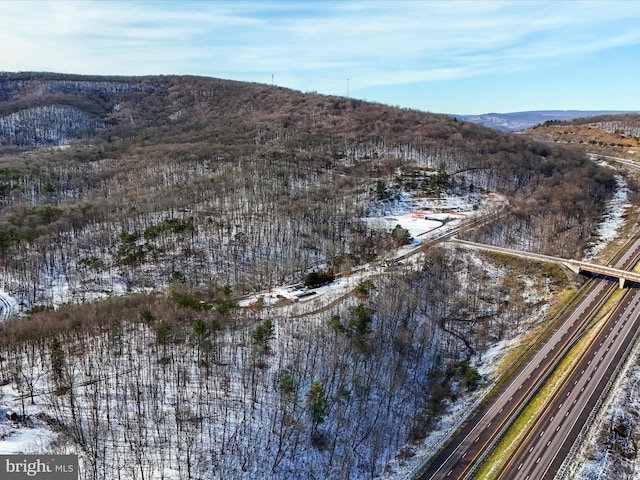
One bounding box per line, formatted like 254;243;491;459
0;72;623;480
458;110;636;131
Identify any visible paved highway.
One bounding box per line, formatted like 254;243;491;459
418;236;640;480
496;282;640;479
419;280;614;479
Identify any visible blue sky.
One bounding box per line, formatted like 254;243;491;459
1;0;640;114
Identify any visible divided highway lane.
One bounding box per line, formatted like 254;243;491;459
420;236;640;480
419;279;615;480
497;284;640;479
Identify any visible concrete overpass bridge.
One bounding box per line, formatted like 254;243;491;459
450;239;640;288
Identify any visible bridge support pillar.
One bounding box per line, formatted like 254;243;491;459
620;277;627;289
563;262;582;275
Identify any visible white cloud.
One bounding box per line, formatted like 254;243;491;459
1;0;639;98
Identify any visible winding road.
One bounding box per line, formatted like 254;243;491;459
0;289;17;321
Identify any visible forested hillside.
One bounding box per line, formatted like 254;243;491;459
0;73;625;479
524;113;640;159
0;72;618;305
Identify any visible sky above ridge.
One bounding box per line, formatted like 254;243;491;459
2;0;639;114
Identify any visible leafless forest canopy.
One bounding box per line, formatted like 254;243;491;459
0;72;632;479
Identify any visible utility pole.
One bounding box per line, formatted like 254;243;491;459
347;77;349;98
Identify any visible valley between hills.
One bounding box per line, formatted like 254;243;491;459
1;72;640;479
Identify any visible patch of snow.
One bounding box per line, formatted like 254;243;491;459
0;186;533;480
364;214;443;241
379;336;520;480
0;288;18;321
584;174;631;260
0;387;58;456
367;191;483;218
567;333;640;479
0;421;56;455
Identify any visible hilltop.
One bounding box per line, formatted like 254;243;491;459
0;72;631;480
521;113;640;159
0;73;621;306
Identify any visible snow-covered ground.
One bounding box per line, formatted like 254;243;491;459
239;191;489;310
473;180;631;477
364;190;481;242
0;404;55;455
0;287;18;321
0;177;633;479
379;337;522;479
566;339;640;479
584;173;631;260
562;172;640;479
382;177;635;479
